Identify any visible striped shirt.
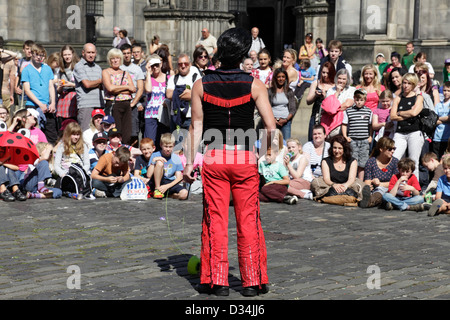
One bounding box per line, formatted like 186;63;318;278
73;58;104;109
343;105;373;139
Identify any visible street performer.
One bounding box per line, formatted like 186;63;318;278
184;27;276;297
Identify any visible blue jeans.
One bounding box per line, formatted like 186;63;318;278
279;120;292;140
382;193;424;211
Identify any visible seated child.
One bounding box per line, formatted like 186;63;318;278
106;128;141;171
0;146;27;201
259;146;293;204
89;132;108;171
382;158;428;212
284;138;313;200
133;138;156;185
428;156;450;216
147;133;188;200
422;152;445;197
91;146;132;198
24;142;62;199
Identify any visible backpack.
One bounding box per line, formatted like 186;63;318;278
61;163;92;197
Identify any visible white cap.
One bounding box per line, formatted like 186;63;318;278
149;58;161;66
27;108;40;120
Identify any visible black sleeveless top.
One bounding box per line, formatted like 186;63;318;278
202;69;255;146
396;95;420;133
324;157;356;184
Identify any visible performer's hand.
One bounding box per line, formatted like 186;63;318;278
183;164;195;184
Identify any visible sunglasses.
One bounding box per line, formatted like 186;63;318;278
178;62;189;67
198;55;208;59
151;63;161;68
387;147;396;151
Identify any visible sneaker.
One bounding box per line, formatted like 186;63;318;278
283;195;298;205
385;202;393;211
408;204;425;212
302;191;313;200
358;185;371;208
153;190;164;199
93;188;107;198
45;178;57;188
12;189;27;201
0;189;15;202
428;199;444;217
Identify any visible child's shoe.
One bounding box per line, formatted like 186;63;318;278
428;199;444;217
153;190;164;199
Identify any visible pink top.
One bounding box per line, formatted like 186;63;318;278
357;85;385;111
104;72;133;101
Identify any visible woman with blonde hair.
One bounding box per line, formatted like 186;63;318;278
281;49;300;92
102;48;136;145
357;64;385;111
54;121;90;179
389;73;424;178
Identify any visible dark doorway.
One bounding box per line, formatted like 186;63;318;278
283;6;297;51
247;7;276;57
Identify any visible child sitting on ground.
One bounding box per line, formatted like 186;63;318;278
283;138;313;200
0;146;27;201
422;152;445;198
382;158;428;212
91;146;132;198
24;142;62;199
259;146;294;204
88;132;108;172
147;133;188;200
428;156;450;216
133;138;156;185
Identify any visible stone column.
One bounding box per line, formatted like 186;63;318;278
294;0;330;48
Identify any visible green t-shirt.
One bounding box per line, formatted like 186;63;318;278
258;161;289;183
402;53;416;70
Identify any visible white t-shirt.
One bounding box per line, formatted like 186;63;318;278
290;154;313;182
167;68;201;118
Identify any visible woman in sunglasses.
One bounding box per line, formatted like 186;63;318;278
144;54;170;145
360;137;399;208
192;46;210;77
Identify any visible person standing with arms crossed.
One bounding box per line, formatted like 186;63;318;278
184;27;276;297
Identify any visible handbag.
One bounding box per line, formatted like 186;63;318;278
418;108;438;137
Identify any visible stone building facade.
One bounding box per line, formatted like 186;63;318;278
0;0;448;81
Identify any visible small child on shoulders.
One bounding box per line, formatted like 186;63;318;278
259;147;293;204
382;158;428;212
428;156;450;216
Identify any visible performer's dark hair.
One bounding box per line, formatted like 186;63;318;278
216;28;252;69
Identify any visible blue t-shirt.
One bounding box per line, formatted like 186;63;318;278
436;174;450;202
433;100;450;142
150;151;183;181
300;66;317;84
21;63;54;107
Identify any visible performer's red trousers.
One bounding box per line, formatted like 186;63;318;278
200;148;269;288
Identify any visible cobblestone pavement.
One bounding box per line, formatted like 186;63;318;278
1;195;450;301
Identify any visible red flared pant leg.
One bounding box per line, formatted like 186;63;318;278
200;150;268;288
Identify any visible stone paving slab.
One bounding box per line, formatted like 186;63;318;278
1;195;450;301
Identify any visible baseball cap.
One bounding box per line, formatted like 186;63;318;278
376;53;384;58
92;132;108;143
445;58;450;64
91;109;105;118
27;108;40;120
108;128;122;138
101;115;115;124
59;119;77;131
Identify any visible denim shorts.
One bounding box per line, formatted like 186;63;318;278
350;139;370;168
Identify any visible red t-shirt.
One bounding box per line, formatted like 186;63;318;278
388;173;421;198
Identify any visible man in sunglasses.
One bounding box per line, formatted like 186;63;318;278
166;54;201;132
